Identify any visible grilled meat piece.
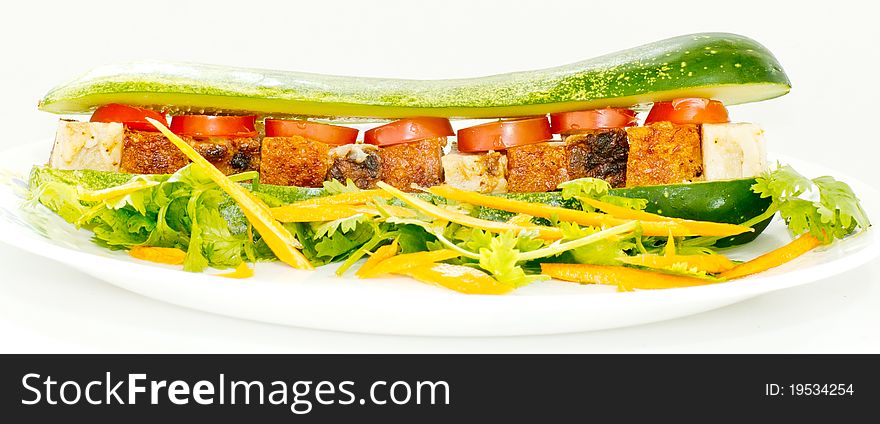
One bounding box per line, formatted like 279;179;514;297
564;129;628;188
379;137;446;192
260;136;330;187
506;141;569;193
120;130;260;175
441;150;508;193
625;122;703;186
120;129;189;174
327;143;382;189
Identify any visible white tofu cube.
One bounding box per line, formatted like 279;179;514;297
48;120;123;171
441;150;508;193
701;123;768;180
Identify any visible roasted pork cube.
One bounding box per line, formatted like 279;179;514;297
120;130;260;175
625;122;703;186
564;128;628;188
48;120;123;171
506;142;569;193
188;135;261;175
441;150;508;193
120;129;189;174
327;143;382;189
379;137;445;192
260;136;330;187
701;123;767;180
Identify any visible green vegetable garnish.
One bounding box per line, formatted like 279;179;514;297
751;164;870;243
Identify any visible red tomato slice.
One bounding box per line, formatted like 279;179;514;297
645;98;730;125
549;108;636;133
170;115;257;137
456;117;552;153
90;104;168;132
264;119;358;145
364;117;454;147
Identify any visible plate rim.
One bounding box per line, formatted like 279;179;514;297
1;139;878;335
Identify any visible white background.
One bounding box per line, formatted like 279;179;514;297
0;0;878;352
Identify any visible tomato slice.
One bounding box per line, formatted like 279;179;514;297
90;104;168;132
265;119;358;145
456;117;552;153
645;98;729;125
364;117;454;147
550;108;636;133
170;115;257;137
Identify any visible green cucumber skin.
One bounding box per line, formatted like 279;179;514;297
475;179;772;246
29;167;770;247
39;33;790;118
608;178;772;246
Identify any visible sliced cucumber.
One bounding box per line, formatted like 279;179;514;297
39;33;790;119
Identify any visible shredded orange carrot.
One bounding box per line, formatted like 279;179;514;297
620;254;736;274
427;185;750;237
399;263;512;295
147;118;313;270
128;246;187;265
357;249;460;278
719;233;822;280
377;182;564;240
540;263;718;290
355;239;400;278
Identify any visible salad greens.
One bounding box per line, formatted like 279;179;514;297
25;159;870;293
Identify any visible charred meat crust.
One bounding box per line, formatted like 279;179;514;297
328;145;382;189
379;137;445;192
506;142;569;193
564;129;628;188
624;122;704;187
120;129;261;175
259;136;330;187
119;129;190;174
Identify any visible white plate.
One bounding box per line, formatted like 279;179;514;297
1;140;878;336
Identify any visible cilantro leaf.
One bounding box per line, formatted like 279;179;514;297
753;164;870;242
556;222;634;265
322;178;360;195
477;231;549;287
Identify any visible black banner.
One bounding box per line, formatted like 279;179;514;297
1;355;874;420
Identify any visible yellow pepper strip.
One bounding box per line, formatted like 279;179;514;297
271;204;415;222
575;197;752;237
428;185;750;237
399;263;513;295
578;197;672;222
216;262;255;279
128;246;187;265
146;118;313;270
620;254;736;274
355;239;400;278
291;189;392;206
719;233;821;280
506;213;535;225
357;249;460;278
79;179;159;202
272;204;373;222
540;263;718;290
377;182;564;240
664;231;676;256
